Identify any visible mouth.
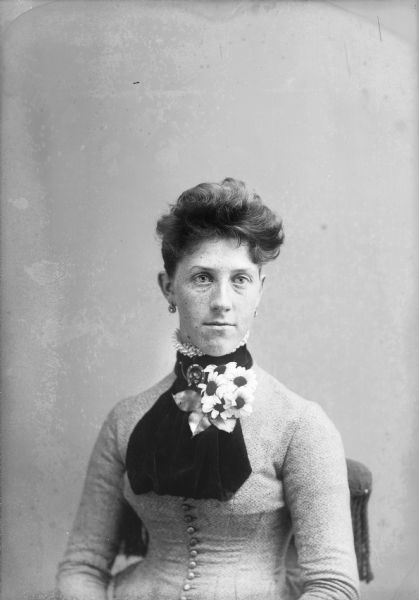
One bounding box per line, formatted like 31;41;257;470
203;322;235;327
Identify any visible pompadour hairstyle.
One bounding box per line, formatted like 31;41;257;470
156;177;284;276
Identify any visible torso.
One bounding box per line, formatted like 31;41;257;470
111;365;306;600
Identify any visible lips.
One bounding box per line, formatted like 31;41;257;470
204;322;234;326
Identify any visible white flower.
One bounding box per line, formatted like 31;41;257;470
198;364;256;418
199;367;238;416
223;387;254;419
227;365;257;393
174;357;257;436
201;394;233;419
173;361;259;434
198;370;225;398
203;362;238;379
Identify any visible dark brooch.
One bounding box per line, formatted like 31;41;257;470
185;363;205;387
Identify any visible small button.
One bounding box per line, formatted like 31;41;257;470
186;526;196;534
189;560;197;568
180;596;187;600
183;583;191;591
189;538;198;546
187;571;195;580
182;503;191;511
190;549;198;557
184;515;194;523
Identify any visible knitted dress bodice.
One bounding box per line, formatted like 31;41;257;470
57;366;359;600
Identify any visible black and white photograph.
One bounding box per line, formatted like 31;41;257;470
1;1;417;599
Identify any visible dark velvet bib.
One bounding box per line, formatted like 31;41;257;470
125;345;253;501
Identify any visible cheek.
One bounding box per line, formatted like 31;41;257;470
241;290;259;310
178;293;207;320
237;295;259;325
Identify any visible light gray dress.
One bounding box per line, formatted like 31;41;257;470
57;365;360;600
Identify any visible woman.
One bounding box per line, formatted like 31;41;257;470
57;178;360;600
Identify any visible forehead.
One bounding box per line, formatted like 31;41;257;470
177;238;257;272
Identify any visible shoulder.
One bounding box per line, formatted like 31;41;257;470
253;364;340;439
111;372;174;420
253;368;347;484
254;364;319;417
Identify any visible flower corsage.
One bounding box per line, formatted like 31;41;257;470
173;362;256;436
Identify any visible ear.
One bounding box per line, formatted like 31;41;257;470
256;272;265;308
158;271;175;303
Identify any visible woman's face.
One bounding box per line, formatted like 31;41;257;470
159;237;264;356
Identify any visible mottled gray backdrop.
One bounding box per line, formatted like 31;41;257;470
1;1;418;599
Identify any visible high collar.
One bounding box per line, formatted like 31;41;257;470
126;341;253;501
174;344;253;388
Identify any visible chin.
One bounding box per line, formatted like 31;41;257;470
200;338;239;357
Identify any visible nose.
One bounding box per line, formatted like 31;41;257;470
210;280;233;312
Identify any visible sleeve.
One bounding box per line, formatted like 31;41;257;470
282;401;360;600
56;406;126;600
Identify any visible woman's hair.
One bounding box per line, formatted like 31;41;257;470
156;177;284;277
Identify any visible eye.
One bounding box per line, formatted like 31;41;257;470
193;272;212;284
233;274;251;286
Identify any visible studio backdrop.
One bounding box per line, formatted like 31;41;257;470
1;1;418;599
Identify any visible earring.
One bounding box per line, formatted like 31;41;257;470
168;303;177;313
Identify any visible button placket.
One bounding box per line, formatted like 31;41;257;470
179;500;200;599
